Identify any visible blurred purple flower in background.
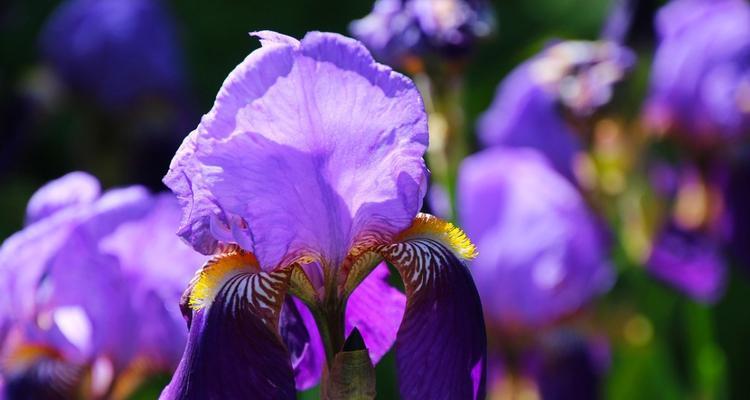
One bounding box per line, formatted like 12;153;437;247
350;0;494;65
478;40;634;178
0;172;206;398
458;147;613;329
458;148;613;398
160;31;486;399
39;0;188;109
646;0;750;142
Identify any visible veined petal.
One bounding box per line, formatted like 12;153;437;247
377;213;486;400
160;250;295;399
164;31;428;267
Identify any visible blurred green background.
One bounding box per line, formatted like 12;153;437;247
1;0;748;399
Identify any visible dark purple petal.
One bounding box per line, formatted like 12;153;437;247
161;256;295;399
378;227;486;399
164;31;428;268
532;333;608;400
647;223;726;302
1;345;83;400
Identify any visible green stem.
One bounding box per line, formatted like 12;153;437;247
417;67;469;221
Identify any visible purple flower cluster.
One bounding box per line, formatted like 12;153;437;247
351;0;494;65
0;172;205;398
478;39;634;178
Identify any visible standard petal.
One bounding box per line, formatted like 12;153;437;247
345;262;405;364
164;31;428;267
377;214;486;400
24;171;100;226
161;251;295;399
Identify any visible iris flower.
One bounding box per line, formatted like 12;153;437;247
0;172;205;398
39;0;187;109
458;147;613;329
477;40;634;178
646;0;750;142
161;31;487;399
457;148;613;399
350;0;494;64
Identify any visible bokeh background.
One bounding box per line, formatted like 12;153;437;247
1;0;749;398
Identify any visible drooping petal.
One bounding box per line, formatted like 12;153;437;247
164;31;428;268
1;344;83;400
458;148;613;328
24;171;100;226
647;223;726;303
345;262;405;364
161;250;295;399
377;214;486;400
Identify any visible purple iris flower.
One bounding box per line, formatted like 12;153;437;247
646;0;750;141
161;31;487;399
0;172;206;398
478;40;634;178
39;0;187;109
647;223;726;303
350;0;494;65
458;147;613;329
646;164;729;302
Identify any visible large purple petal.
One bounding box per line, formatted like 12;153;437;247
164;31;428;268
345;262;405;364
161;256;295;399
378;225;486;399
458;148;613;328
